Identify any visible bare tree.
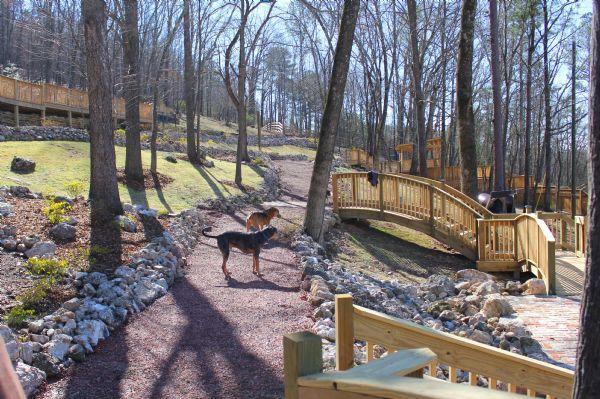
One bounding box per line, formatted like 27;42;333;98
573;2;600;395
82;0;123;223
456;0;478;198
183;0;198;163
489;0;505;191
304;0;360;241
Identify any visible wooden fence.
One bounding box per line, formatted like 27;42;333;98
343;148;588;215
333;172;563;294
0;74;171;124
477;214;556;293
320;295;575;399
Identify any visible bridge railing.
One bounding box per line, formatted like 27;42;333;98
331;294;574;399
333;172;558;294
332;172;482;259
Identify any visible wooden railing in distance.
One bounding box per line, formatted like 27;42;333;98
478;214;556;294
574;216;587;258
283;331;522;399
0;74;171;123
332;172;483;260
334;294;574;399
536;212;577;252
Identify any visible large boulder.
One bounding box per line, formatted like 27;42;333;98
76;319;109;347
11;156;36;174
481;294;514;318
475;281;501;296
31;353;61;377
420;275;455;299
49;222;76;242
25;241;56;258
15;362;46;397
456;269;495;282
521;278;546;295
0;202;13;217
47;334;72;361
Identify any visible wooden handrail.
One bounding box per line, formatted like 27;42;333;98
333;295;574;399
0;74;173;123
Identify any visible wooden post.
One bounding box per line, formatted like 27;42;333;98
335;294;354;371
14;105;19;128
379;175;385;218
283;332;322;399
40;109;46;126
440;180;447;223
332;174;339;212
547;239;556;295
524;205;532;214
429;185;435;233
560;218;567;250
68;110;73;127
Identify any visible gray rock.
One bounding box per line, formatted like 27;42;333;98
469;329;492;344
165;155;178;163
1;238;17;251
28;320;44;334
68;344;86;362
521;278;546;295
456;269;495;282
5;339;19;361
81;283;96;297
420;274;455;298
31;352;61;377
62;298;82;312
133;280;166;305
20;342;36;364
86;272;108;287
475;281;501;296
15;362;46;397
11;156;36;173
116;215;137;233
22;235;40;248
482;294;514;318
25;241;56;258
0;202;12;217
76;319;109;346
438;309;457;322
29;334;49;344
49;222;76;242
47;334;72;361
16;243;27;253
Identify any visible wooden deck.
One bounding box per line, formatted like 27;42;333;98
555;251;585;297
0;74;173;126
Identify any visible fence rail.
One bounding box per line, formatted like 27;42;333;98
333;295;574;399
333;172;564;294
343;148;588;215
0;74;172;124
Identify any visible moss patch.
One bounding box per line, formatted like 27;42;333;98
0;141;264;213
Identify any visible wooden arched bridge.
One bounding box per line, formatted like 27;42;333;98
332;172;586;296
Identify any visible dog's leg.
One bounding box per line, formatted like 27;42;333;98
221;252;231;278
253;250;262;276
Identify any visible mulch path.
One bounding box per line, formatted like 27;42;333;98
36;160;315;399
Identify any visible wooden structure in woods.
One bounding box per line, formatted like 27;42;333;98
283;295;574;399
0;74;174;127
344;147;588;215
332;172;587;295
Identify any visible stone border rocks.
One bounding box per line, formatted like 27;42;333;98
290;224;558;383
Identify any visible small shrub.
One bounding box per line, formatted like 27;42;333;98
64;180;85;198
26;258;68;279
17;280;52;310
43;200;72;225
4;306;36;328
251;156;268;167
157;209;169;217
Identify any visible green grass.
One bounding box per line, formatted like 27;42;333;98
249;145;316;160
0;141;264;213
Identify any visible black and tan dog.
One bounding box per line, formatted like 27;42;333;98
202;226;277;278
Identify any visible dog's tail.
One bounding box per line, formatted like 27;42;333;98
202;227;218;238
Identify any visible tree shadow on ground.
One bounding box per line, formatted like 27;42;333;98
151;172;173;214
333;220;474;283
88;220;123;275
193;164;228;199
147;278;284;399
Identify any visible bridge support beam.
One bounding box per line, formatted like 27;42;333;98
40;109;45;125
14;105;19;128
68;111;73;127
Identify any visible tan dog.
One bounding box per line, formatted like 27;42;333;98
245;207;281;231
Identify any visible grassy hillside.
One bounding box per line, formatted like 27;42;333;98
0;141;264;213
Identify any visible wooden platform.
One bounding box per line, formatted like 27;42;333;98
555;251;585;297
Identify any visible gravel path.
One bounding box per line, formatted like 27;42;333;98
38;160;314;399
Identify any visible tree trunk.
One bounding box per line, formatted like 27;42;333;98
456;0;478;198
235;6;249;186
406;0;427;177
82;0;123;223
573;2;600;395
542;0;552;211
183;0;197;163
571;40;577;217
524;5;535;207
489;0;505;191
304;0;360;242
440;0;447;181
122;0;143;182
